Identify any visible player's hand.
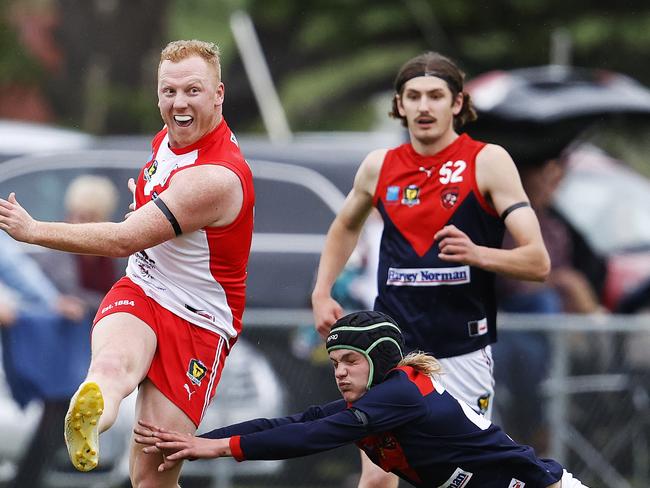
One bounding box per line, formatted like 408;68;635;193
124;178;136;219
0;193;38;243
312;293;344;339
435;225;482;266
135;420;229;472
134;420;194;473
133;420;168;452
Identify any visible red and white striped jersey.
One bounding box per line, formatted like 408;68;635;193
126;119;254;343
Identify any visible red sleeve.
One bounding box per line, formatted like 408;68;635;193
229;435;245;461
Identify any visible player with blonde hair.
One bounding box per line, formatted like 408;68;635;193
135;311;588;488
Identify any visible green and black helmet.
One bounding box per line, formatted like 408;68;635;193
326;311;404;388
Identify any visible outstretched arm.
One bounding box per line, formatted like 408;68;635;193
136;372;428;473
436;144;550;282
135;402;360;472
0;164;242;257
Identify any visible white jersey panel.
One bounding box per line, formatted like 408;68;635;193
126;231;235;339
125;133;236;339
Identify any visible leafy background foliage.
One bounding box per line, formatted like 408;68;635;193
1;0;649;133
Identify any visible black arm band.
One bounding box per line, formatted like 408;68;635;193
153;197;183;236
500;201;530;222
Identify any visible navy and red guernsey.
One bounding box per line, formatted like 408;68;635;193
372;134;505;358
199;366;563;487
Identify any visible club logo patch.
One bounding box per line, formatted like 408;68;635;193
441;186;459;209
477;393;491;415
386;185;400;202
186;358;207;386
401;184;420;206
144;160;158;181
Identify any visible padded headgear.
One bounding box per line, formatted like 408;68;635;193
326;311;404;388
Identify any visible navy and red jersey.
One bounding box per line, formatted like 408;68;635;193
200;366;563;487
372;134;505;358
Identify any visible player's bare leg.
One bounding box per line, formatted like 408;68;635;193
358;449;399;488
130;379;197;488
65;313;156;471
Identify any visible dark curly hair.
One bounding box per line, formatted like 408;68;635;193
390;52;477;130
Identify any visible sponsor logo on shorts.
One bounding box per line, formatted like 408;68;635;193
387;266;470;287
477;393;491;414
187;358;207;386
508;479;525;488
438;467;473;488
183;383;197;401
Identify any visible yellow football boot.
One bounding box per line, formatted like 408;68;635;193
64;381;104;471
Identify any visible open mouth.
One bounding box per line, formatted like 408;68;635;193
416;117;435;126
174;115;193;127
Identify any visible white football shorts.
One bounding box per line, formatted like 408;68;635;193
437;346;495;420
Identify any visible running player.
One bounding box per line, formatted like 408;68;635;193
134;311;587;488
311;52;550;488
0;39;254;488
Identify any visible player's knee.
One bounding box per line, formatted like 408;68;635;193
88;349;138;387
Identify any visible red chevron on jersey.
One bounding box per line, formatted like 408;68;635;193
394;366;435;395
373;134;494;257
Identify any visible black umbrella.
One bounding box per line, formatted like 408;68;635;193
464;65;650;165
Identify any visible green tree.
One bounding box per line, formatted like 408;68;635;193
182;0;650;132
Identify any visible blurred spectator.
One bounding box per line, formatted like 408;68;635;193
0;232;87;488
0;175;118;487
31;175;120;305
493;156;603;455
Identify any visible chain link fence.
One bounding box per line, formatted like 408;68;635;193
226;310;650;488
1;310;649;488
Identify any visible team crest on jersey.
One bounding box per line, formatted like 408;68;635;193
508;479;525;488
186;358;207;386
401;184;420;206
386;185;400;202
441;186;459;209
144;160;158;181
477;393;491;414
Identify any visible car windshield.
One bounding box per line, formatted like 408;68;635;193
554;118;650;254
